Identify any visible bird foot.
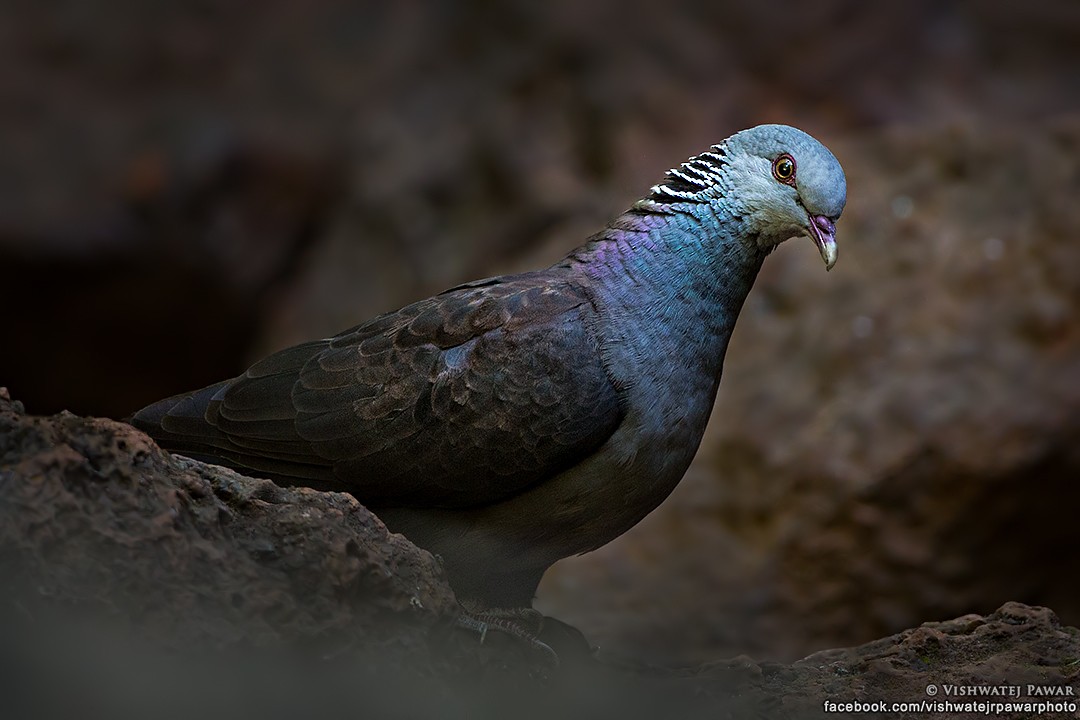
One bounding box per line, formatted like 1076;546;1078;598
455;605;560;667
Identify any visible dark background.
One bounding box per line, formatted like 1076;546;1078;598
1;0;1078;662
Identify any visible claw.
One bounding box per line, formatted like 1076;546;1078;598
454;607;561;667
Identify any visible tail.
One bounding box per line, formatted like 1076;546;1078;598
128;380;237;464
128;372;339;489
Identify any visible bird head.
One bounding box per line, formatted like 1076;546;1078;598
648;124;847;270
719;124;847;270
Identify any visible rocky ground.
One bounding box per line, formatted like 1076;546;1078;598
3;389;1079;719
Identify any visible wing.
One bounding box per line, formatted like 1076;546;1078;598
134;271;625;508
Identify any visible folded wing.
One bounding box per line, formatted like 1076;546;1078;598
133;271;624;508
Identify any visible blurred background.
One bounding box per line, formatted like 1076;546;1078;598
1;0;1077;662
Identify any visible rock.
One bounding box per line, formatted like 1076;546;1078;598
0;386;457;657
3;391;1080;719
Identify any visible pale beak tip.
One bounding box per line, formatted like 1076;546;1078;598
809;214;838;271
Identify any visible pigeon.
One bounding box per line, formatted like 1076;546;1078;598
132;124;846;617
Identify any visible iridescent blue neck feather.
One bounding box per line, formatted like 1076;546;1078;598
555;142;767;411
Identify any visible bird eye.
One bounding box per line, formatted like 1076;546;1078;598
772;154;796;184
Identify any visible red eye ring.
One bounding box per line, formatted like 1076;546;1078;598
772;154;796;185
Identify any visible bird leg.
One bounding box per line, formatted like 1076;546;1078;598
455;602;559;666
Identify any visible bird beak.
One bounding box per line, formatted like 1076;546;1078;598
806;214;838;271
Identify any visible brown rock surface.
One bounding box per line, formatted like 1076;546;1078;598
0;387;457;655
2;391;1079;719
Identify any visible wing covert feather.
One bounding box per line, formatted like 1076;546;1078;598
202;272;625;508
